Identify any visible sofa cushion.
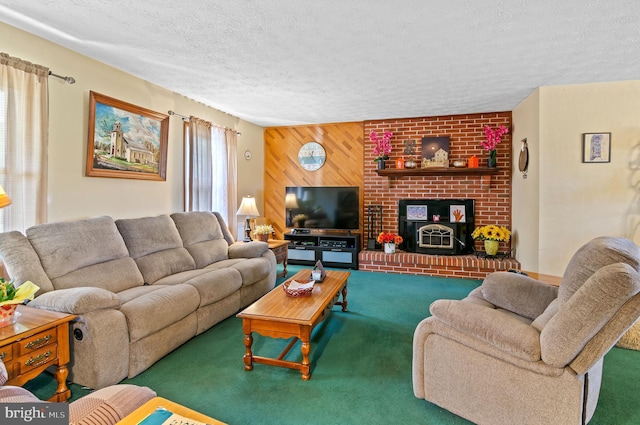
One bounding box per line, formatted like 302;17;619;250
29;287;121;314
116;215;196;284
26;216;143;292
0;230;54;293
119;284;200;342
170;212;229;268
230;256;275;287
155;267;243;307
213;212;236;244
228;241;269;259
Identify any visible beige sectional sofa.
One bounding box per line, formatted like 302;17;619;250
0;211;276;389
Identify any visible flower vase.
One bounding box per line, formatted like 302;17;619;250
377;160;386;170
255;234;269;242
487;150;497;168
0;304;18;327
384;242;396;254
484;240;499;256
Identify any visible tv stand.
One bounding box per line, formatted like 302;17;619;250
284;232;360;270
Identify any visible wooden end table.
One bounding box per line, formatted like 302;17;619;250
237;269;349;380
0;305;77;402
267;239;289;278
116;396;227;425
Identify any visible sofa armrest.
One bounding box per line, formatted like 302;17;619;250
69;384;156;425
228;241;269;259
430;299;541;361
481;271;559;320
28;287;121;315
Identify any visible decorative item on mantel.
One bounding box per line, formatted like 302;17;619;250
370;130;393;170
377;232;403;254
471;225;511;257
482;125;509;168
403;140;418;169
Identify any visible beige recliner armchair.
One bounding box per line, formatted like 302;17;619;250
413;236;640;425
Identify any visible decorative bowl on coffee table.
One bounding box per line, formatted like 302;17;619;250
283;280;314;297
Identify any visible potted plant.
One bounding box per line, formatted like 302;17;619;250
253;224;274;242
482;125;509;167
0;278;39;327
471;225;511;256
377;232;403;254
370;130;393;170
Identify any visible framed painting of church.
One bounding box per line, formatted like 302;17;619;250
86;91;169;180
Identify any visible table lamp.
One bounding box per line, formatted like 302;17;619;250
236;195;260;242
0;184;11;209
285;193;299;227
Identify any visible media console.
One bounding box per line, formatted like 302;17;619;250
284;232;360;270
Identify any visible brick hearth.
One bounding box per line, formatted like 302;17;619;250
359;250;520;280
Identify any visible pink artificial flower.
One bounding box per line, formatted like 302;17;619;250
370;130;393;161
482;125;508;151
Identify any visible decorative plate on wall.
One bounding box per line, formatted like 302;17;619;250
298;142;326;171
519;139;529;178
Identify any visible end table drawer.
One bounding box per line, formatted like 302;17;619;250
19;328;57;355
17;344;58;375
0;345;13;362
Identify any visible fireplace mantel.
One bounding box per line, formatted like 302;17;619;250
375;167;499;177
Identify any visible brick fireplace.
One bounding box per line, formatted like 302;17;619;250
359;112;519;279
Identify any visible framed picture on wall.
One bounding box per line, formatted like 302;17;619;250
582;132;611;163
407;205;428;220
450;205;466;222
86;91;169;180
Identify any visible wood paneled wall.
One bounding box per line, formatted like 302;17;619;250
263;122;364;238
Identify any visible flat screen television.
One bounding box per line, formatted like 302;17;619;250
285;186;359;230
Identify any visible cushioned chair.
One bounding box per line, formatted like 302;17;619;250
0;358;156;425
413;236;640;425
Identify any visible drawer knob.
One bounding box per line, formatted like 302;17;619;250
0;351;7;360
24;335;52;350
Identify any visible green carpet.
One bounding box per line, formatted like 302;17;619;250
28;266;640;424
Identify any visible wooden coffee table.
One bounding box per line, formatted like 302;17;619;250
237;269;349;380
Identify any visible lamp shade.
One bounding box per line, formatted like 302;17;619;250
285;193;299;209
236;196;260;217
0;184;11;209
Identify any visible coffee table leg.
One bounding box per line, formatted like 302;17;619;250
301;327;311;380
243;329;254;371
341;284;348;312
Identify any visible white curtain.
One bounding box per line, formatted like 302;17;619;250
210;126;228;222
185;117;213;211
0;53;49;233
184;117;237;230
225;128;238;232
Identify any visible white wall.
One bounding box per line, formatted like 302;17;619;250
511;89;540;272
513;80;640;276
1;21;264;228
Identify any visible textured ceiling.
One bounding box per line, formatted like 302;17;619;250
1;1;639;127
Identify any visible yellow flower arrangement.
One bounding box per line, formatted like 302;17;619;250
471;225;511;242
253;224;274;235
